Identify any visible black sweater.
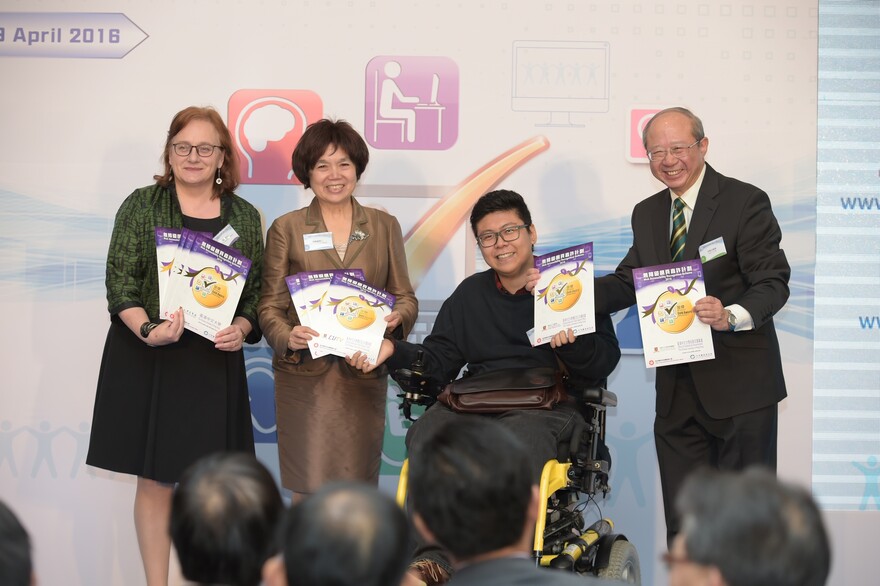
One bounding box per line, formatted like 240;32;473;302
387;269;620;389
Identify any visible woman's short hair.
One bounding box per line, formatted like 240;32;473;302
290;119;370;188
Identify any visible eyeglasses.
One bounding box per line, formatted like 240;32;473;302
172;143;224;157
476;224;530;248
660;552;692;569
646;139;702;162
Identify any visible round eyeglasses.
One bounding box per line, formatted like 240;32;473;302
646;139;702;162
172;143;224;157
477;224;530;248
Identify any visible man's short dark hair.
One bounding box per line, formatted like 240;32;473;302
170;452;284;586
277;482;410;586
408;418;534;560
0;500;32;586
469;189;533;237
677;467;831;586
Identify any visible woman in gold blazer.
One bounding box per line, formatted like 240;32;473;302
258;119;417;496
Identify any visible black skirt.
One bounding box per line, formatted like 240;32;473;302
86;320;255;483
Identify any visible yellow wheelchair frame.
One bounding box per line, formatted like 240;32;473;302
395;387;640;583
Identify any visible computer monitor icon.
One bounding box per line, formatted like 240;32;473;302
511;40;610;127
420;73;440;106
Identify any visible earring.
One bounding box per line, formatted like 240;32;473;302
215;168;223;185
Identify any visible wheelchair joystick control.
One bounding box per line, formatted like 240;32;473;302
394;350;435;421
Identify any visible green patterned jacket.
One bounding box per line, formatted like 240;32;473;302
105;184;264;342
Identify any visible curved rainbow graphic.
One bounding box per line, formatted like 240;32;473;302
403;136;550;289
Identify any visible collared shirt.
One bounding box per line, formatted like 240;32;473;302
494;271;529;296
667;163;752;332
667;163;706;234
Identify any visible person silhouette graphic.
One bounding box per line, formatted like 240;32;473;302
379;61;419;143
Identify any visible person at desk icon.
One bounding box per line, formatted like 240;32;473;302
378;61;443;144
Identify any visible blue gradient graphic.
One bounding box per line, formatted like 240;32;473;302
1;187;816;446
0;188;816;340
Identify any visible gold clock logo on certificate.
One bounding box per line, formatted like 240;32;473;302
653;291;695;334
192;267;229;308
546;273;583;312
335;296;377;330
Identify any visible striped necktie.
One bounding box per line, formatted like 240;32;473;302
670;197;687;262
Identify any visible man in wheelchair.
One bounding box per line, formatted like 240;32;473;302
347;190;621;584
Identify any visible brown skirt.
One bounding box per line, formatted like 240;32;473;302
274;359;387;493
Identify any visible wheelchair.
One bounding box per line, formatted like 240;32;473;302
392;356;641;584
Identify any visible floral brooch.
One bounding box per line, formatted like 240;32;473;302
349;229;369;243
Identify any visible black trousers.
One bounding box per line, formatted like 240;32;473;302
654;364;778;547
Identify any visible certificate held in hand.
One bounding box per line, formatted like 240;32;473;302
633;259;715;369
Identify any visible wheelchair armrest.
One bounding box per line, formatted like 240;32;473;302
569;386;617;408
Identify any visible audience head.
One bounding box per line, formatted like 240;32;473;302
408;418;537;562
170;452;283;586
670;467;831;586
469;189;533;238
263;482;410;586
0;500;33;586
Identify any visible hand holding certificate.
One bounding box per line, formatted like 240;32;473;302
633;259;715;368
287;269;366;359
309;273;396;363
156;226;252;342
533;242;596;346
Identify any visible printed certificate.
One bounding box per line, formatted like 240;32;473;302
634;259;715;368
160;228;204;319
284;273;308;327
310;273;395;363
176;233;252;342
155;228;181;318
293;269;366;359
533;242;595;346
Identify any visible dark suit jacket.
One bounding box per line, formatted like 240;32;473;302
449;557;621;586
595;163;789;419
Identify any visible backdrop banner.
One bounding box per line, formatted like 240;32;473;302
2;2;872;585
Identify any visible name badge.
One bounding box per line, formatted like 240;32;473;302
304;232;334;252
214;224;239;246
699;237;727;263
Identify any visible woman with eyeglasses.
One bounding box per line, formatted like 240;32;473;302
86;106;264;586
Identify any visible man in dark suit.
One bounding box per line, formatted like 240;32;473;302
595;107;790;545
408;418;623;586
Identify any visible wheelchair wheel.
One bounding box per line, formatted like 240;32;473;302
597;539;640;584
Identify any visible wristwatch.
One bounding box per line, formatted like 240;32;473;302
726;309;737;332
140;321;160;338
